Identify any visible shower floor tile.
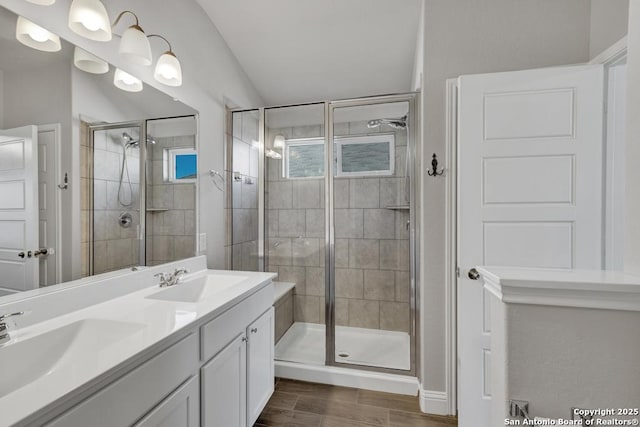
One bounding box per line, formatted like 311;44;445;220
275;322;410;370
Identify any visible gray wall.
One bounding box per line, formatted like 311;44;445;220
590;0;629;58
501;303;640;420
419;0;592;392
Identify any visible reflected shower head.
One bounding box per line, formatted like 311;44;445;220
367;115;407;130
122;132;156;147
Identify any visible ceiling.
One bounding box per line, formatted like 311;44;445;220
196;0;422;106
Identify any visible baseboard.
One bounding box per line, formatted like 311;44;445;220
419;388;449;415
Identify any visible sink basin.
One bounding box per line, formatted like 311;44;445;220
0;319;145;398
146;274;247;303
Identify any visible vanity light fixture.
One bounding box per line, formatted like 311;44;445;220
25;0;56;5
114;68;143;92
273;135;286;149
113;11;152;66
266;149;282;160
73;47;109;74
148;34;183;87
16;16;61;52
68;0;112;41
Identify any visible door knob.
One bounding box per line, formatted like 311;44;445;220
33;248;48;257
468;268;480;280
18;252;25;259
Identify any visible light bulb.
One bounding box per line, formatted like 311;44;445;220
28;27;49;42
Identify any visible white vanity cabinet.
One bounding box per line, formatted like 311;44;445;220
34;281;275;427
200;306;275;427
247;308;275;426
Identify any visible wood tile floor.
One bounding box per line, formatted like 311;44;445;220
254;378;458;427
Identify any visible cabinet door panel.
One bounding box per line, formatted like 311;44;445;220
201;333;247;427
247;307;274;426
134;375;199;427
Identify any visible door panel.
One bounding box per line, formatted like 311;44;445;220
457;65;604;427
38;125;59;286
0;126;39;292
247;308;274;426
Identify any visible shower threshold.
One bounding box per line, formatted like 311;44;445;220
275;322;410;371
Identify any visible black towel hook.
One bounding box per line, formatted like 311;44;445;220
427;153;444;176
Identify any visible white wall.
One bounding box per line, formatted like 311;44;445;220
0;0;264;277
590;0;629;59
625;2;640;275
419;0;591;399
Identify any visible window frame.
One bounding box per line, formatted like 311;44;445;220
166;147;198;183
282;134;396;179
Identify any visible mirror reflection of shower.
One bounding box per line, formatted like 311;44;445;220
117;132;156;207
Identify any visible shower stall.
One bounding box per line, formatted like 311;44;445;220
227;94;418;386
82;116;198;276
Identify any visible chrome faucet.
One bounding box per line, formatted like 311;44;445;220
0;312;24;346
154;268;189;288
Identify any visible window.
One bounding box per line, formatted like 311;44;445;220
167;148;197;182
283;135;395;179
335;134;394;177
284;138;325;178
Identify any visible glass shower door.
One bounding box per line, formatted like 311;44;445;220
88;123;144;275
329;99;415;372
264;103;328;366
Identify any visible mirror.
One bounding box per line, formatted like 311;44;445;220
0;5;198;296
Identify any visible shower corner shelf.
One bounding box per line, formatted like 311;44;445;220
384;205;410;210
146;208;169;213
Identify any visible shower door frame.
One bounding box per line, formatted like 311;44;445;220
325;94;419;376
88;120;148;274
239;92;419;376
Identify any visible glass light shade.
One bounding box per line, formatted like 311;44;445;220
154;51;182;87
16;16;61;52
119;25;152;66
73;47;109;74
273;135;285;149
266;149;282;160
25;0;56;5
114;68;143;92
68;0;111;41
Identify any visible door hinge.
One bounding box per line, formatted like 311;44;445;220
456;266;460;278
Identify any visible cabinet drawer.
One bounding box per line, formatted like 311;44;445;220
200;284;272;361
47;334;198;427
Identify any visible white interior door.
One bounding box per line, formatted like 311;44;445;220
0;126;39;292
37;124;61;286
457;64;604;426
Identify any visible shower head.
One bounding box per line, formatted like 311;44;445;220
367;114;407;130
122;132;156;147
122;132;139;148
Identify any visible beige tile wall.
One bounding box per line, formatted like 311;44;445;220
226;111;260;271
146;135;197;265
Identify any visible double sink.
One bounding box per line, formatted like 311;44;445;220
0;272;247;400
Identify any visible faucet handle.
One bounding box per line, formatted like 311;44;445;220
0;312;24;322
154;272;168;280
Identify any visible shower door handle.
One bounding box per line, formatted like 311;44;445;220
468;268;480;280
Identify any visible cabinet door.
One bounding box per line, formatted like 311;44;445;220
134;375;199;427
201;333;247;427
247;307;274;426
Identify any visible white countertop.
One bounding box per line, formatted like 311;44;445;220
477;266;640;311
0;259;276;426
